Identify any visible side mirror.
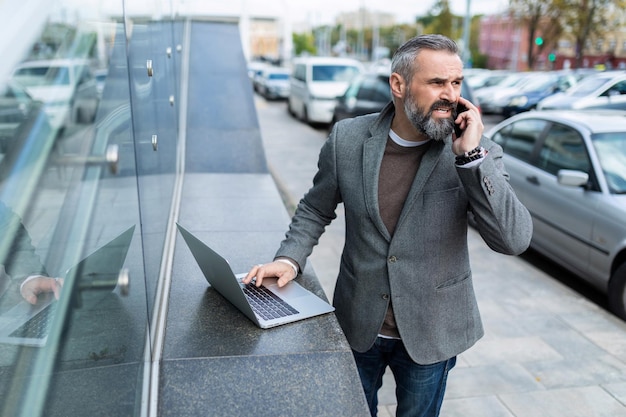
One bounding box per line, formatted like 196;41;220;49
557;169;589;187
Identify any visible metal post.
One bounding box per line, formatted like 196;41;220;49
462;0;471;67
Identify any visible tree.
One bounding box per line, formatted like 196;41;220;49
470;15;488;68
292;32;316;56
509;0;562;70
554;0;626;68
421;0;458;39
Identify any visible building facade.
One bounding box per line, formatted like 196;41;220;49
479;12;626;70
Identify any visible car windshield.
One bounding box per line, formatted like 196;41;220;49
13;66;71;87
502;73;532;88
312;65;360;82
519;74;557;92
592;133;626;194
566;76;613;97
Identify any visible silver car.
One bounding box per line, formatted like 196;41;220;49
537;71;626;111
485;110;626;319
257;66;290;100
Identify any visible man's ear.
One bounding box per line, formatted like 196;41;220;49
389;73;405;99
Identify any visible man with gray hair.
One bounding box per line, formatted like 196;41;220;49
246;34;532;416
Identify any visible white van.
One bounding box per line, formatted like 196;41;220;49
287;57;364;124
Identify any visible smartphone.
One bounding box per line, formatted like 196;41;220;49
454;102;469;137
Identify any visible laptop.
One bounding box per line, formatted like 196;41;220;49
176;224;335;329
0;225;135;347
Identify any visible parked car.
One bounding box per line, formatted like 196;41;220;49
485;110;626;319
12;59;100;132
0;80;43;153
330;71;481;129
465;69;511;91
257;67;290;100
537;71;626;111
94;68;108;99
500;71;579;118
287;56;364;125
475;72;534;114
330;72;391;127
247;61;268;90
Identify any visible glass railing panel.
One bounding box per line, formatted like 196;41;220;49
0;1;150;416
125;17;180;323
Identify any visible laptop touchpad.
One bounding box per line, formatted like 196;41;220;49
266;279;311;298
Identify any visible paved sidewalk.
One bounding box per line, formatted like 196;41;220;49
255;97;626;417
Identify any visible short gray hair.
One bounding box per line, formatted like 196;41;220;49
391;34;460;85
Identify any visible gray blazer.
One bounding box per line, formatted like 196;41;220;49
276;103;533;364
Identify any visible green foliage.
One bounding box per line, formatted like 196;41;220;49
292;32;316;56
424;0;456;39
471;51;489;68
299;1;481;63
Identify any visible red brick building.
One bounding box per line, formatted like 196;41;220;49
479;13;626;71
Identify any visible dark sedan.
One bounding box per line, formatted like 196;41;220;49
485;110;626;319
330;71;480;129
500;71;579;118
330;72;391;127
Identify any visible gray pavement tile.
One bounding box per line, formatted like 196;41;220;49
377;369;397;406
377;404;396;417
440;396;515;417
461;336;562;366
445;363;544;398
583;330;626;362
541;292;608;316
500;386;626;417
481;316;572;339
523;355;626;389
602;382;626;405
560;310;626;334
540;329;618;359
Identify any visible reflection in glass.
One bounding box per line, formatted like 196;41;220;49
0;2;149;415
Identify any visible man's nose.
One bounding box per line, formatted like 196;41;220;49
442;83;459;102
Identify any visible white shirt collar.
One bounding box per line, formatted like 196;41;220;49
389;129;431;148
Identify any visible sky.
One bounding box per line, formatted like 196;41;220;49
42;0;511;26
284;0;510;25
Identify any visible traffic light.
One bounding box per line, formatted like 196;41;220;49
548;53;556;62
535;37;544;46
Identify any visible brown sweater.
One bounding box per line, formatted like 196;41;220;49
378;133;431;338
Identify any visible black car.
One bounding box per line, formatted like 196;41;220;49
330;72;480;129
331;72;391;127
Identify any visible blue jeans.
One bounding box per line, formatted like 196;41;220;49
352;337;456;417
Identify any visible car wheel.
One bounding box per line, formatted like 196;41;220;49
287;100;295;117
608;261;626;320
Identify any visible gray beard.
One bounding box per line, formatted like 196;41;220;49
403;95;455;142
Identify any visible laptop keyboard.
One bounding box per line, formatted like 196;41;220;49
9;304;55;339
243;284;299;320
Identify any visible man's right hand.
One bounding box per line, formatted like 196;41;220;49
243;261;297;288
20;275;62;305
